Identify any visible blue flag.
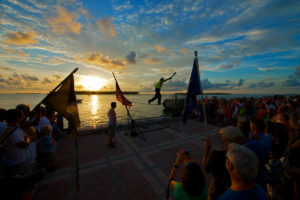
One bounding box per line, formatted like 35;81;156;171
183;54;202;123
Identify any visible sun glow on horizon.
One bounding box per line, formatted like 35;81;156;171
81;76;106;91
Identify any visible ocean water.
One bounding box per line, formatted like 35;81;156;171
0;93;281;129
0;93;173;129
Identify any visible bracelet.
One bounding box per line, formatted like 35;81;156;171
173;164;178;168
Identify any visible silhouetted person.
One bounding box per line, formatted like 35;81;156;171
148;73;175;105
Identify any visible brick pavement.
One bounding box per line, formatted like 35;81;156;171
34;120;223;200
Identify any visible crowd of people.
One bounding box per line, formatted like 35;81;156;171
170;95;300;200
0;94;299;199
0;104;62;199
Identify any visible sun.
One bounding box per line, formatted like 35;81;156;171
81;76;106;91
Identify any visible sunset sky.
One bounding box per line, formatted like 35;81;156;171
0;0;299;94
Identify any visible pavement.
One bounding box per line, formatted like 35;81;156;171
34;119;224;200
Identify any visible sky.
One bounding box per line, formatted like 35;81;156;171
0;0;299;94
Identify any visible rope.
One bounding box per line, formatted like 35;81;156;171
131;101;163;105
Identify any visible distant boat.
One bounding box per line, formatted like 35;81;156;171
76;99;83;103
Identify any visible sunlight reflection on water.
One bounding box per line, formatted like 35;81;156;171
0;94;168;128
0;93;278;129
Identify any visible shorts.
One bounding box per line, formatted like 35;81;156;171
109;125;116;139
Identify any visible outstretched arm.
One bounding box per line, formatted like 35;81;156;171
163;72;176;82
169;149;184;189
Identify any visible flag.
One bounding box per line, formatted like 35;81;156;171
42;74;80;129
114;75;132;107
183;54;202;123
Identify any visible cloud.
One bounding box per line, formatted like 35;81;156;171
5;48;16;53
76;52;127;72
155;44;167;53
1;72;40;89
287;65;300;79
159;77;245;91
97;18;116;38
53;74;62;80
0;66;15;71
113;1;133;11
282;79;300;87
139;53;150;59
3;31;39;45
80;8;91;20
152;67;174;73
125;51;137;64
181;48;188;56
47;5;82;34
258;67;282;72
18;50;29;57
249;81;274;88
48;58;65;65
0;75;4;82
42;77;52;84
19;73;39;81
233;59;242;65
202;78;245;90
144;57;162;64
163;79;187;91
41;74;63;85
220;64;234;69
237;79;244;87
295;65;300;77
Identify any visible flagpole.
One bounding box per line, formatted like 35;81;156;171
0;68;79;145
74;129;80;198
195;51;209;138
113;73;132;118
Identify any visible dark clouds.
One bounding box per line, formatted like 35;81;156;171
0;72;62;90
285;65;300;87
2;72;39;88
201;78;245;90
282;79;300;87
249;81;274;88
160;78;245;91
296;65;300;77
12;73;39;81
220;64;234;69
164;79;187;91
125;51;137;64
41;75;63;85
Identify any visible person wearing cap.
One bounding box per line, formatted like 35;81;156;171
202;126;245;200
148;73;175;105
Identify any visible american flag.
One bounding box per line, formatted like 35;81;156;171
114;74;132;107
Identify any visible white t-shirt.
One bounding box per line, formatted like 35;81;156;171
3;126;27;166
35;116;52;132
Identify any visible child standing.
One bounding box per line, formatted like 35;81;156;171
38;125;56;171
107;102;117;148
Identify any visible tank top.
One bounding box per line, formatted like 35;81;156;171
155;80;163;89
108;108;116;125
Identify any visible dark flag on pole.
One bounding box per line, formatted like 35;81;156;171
113;73;132;107
42;73;80;128
182;51;202;123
